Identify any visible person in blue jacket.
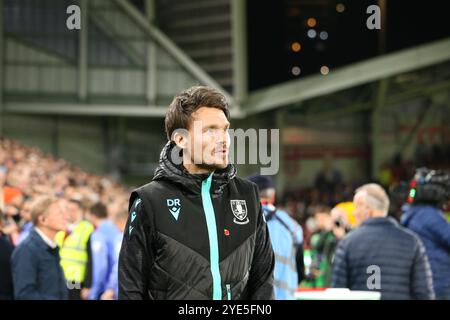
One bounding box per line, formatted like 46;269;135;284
11;196;68;300
247;174;303;300
85;202;119;300
100;210;127;300
401;168;450;299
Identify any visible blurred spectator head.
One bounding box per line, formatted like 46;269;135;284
247;174;276;204
353;183;390;225
20;199;33;222
331;201;356;228
66;197;86;224
31;196;67;232
87;202;108;225
312;205;333;231
3;186;23;206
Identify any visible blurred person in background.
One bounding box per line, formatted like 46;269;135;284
401;168;450;299
331;201;355;232
16;199;33;245
85;202;118;300
388;182;411;222
247;174;303;300
55;197;94;300
306;205;343;288
314;155;343;198
100;210;127;300
332;183;434;299
0;165;7;188
11;196;69;300
0;206;20;245
1;186;24;245
0;210;14;300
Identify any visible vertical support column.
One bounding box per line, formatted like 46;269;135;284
78;0;88;101
146;0;157;105
275;109;286;198
231;0;248;103
371;79;389;179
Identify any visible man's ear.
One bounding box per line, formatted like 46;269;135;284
364;204;372;218
38;214;47;226
172;130;188;149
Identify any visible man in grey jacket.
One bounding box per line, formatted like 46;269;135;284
332;183;435;299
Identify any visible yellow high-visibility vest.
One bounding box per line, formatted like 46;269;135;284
56;220;94;284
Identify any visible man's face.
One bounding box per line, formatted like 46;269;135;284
314;212;333;231
66;201;83;223
42;201;68;232
184;107;230;171
353;192;370;226
20;201;32;221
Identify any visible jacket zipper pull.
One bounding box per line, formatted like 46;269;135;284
226;284;232;300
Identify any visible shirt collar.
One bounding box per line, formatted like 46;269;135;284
361;216;398;227
35;227;58;249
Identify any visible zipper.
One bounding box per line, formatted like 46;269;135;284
201;173;222;300
226;284;232;300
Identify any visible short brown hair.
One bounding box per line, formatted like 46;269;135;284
89;202;108;219
164;86;230;141
312;205;331;216
31;196;58;226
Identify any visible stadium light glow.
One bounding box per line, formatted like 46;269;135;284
336;3;345;13
307;18;317;28
291;66;301;76
320;65;330;75
319;31;328;40
291;42;302;52
307;29;317;39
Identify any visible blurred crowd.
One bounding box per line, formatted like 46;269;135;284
1;137;449;300
267;154;450;299
0;138;131;300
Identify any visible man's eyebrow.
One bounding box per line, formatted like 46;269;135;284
204;122;230;129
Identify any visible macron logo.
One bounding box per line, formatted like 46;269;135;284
167;198;181;221
128;198;141;236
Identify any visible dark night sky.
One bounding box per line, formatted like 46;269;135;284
247;0;450;91
132;0;450;92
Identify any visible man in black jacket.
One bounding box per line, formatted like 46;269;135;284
119;86;275;300
331;183;434;300
0;217;14;300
